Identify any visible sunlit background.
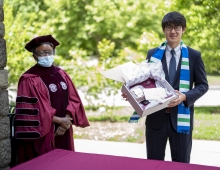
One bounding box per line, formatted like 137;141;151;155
5;0;220;143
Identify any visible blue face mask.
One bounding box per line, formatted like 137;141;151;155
37;55;54;67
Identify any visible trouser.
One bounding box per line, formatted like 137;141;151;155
145;113;192;163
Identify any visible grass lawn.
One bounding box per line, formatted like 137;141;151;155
193;106;220;140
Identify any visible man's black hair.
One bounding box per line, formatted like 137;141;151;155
161;11;186;30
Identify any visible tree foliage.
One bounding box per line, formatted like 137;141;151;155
172;0;220;74
5;0;220;106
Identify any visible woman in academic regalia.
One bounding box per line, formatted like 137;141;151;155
14;35;90;164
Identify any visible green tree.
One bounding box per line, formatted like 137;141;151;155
173;0;220;74
5;0;219;107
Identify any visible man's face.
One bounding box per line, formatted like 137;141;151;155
163;23;186;48
33;44;54;61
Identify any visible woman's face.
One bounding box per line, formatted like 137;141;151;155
33;44;54;61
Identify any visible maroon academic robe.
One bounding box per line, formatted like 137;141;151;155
15;64;89;164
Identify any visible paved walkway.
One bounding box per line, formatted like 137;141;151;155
194;87;220;106
75;139;220;168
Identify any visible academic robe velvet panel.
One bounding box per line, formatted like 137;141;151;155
145;47;208;131
15;65;89;163
16;73;57;154
58;70;90;127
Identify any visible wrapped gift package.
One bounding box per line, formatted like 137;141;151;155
121;79;177;117
100;61;178;117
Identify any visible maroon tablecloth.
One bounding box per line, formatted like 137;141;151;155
11;149;220;170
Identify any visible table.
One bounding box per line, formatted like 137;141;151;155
10;149;220;170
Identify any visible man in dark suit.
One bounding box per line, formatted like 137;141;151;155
145;12;208;163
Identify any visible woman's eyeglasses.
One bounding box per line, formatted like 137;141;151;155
35;51;54;57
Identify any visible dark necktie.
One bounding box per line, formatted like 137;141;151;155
169;49;176;85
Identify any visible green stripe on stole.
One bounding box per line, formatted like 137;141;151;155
180;84;190;89
178;118;190;123
182;61;189;66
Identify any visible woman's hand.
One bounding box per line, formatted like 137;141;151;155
53;116;73;129
54;126;67;137
59;117;73;129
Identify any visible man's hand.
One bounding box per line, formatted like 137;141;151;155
54;126;66;137
121;93;129;101
168;90;186;107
